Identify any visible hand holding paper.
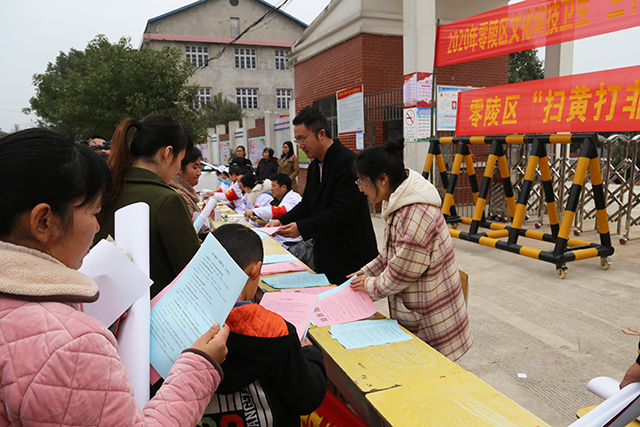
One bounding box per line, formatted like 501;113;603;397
189;323;230;365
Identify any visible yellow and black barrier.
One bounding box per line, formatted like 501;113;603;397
423;133;614;279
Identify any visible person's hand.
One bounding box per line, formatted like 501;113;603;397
301;337;313;347
278;222;301;238
244;209;254;218
266;219;282;228
620;362;640;389
350;274;367;292
190;323;230;365
347;270;364;279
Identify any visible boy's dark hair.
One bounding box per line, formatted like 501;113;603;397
181;146;202;170
269;173;292;191
292;107;331;138
212;223;263;270
228;165;244;177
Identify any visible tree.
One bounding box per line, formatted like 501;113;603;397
509;49;544;83
203;92;243;133
25;35;208;142
0;129;7;139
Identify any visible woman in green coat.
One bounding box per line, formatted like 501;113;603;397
95;114;200;297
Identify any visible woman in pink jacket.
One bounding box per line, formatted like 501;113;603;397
0;129;229;426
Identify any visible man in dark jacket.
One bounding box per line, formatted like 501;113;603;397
268;107;378;284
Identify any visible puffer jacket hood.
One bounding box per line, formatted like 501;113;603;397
382;169;442;221
247;179;272;206
0;241;99;302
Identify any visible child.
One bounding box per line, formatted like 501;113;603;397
214;165;244;208
201;224;327;427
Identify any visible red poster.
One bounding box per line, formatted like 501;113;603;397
456;65;640;135
436;0;640;67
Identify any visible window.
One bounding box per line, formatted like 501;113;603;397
312;95;338;138
194;88;212;108
236;88;258;109
275;50;289;70
276;89;291;110
230;17;239;37
234;48;256;69
186;46;209;67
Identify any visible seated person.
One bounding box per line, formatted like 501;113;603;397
244;173;301;222
201;224;327;426
236;172;273;216
213;165;244;207
169;146;202;218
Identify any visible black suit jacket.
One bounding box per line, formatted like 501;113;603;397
279;139;378;284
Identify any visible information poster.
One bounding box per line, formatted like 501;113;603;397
403;73;417;108
437;86;477;131
416;72;433;108
248;135;266;168
417;108;432;140
337;85;365;136
219;140;231;165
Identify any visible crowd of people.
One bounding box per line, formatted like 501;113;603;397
2;106;636;426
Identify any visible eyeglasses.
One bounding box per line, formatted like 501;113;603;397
294;130;318;145
355;178;367;189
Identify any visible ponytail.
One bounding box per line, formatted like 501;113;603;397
106;114;193;207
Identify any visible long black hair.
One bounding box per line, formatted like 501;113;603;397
281;141;295;160
0;129;111;238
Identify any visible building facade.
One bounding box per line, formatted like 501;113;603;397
290;0;509;193
141;0;306;122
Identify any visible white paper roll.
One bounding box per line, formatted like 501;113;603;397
588;377;623;400
114;203;151;410
570;381;640;427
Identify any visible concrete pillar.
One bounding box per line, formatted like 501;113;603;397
215;124;225;135
545;42;574;158
403;0;436;173
264;111;279;150
228;120;240;149
207;127;219;165
244;117;256;131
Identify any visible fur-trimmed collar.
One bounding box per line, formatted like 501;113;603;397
0;241;99;303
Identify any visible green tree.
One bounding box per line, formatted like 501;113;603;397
203;92;243;133
0;129;7;139
509;49;544;83
25;35;207;142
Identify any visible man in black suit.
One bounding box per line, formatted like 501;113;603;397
268;107;378;284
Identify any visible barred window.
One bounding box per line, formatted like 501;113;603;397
236;88;258;109
275;50;289;70
195;88;212;109
234;48;256;69
186;46;209;67
276;89;291;110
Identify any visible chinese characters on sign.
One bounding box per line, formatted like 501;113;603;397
456;64;640;135
436;0;640;67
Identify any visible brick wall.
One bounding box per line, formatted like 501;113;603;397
293;35;508;192
248;126;265;138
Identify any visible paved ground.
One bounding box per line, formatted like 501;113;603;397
369;214;640;427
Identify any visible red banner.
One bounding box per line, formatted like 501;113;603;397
436;0;640;67
456;65;640;135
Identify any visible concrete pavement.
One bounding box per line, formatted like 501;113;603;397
369;214;640;427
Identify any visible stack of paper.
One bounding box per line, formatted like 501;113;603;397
261;260;307;276
311;278;378;327
259;292;318;341
329;319;414;350
262;271;330;289
263;253;298;264
281;287;334;295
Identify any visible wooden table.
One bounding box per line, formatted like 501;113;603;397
232;222;551;427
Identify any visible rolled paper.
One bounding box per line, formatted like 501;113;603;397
194;197;217;232
114;202;151;410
